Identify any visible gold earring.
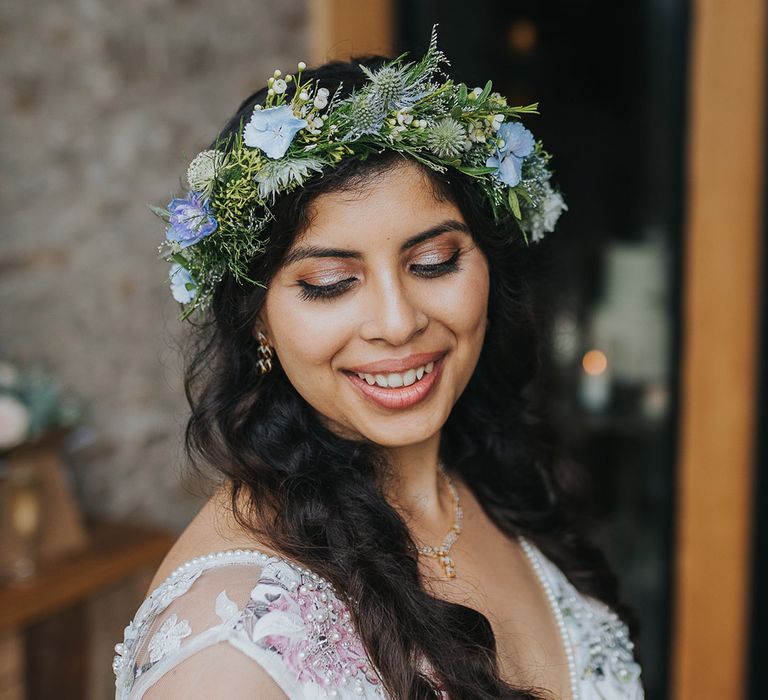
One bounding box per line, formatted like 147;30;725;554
256;331;274;375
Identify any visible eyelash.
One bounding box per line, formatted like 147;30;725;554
296;249;463;301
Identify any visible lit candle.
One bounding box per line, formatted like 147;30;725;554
579;349;612;412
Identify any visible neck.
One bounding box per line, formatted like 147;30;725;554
382;433;457;541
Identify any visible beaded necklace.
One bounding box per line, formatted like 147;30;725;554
415;464;464;578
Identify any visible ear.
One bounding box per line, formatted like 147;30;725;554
253;312;272;343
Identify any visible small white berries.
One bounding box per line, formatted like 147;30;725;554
313;87;330;110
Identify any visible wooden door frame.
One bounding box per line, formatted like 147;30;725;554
673;0;765;697
308;0;395;66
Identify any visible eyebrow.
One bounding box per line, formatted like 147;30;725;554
281;219;471;266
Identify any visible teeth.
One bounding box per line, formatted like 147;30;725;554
355;360;436;388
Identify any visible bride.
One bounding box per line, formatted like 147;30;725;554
113;30;644;699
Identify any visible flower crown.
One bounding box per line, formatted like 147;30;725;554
154;26;567;319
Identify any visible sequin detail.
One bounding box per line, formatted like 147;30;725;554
238;565;384;696
558;586;643;696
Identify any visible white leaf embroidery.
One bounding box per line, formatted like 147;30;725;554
215;590;240;623
147;614;191;663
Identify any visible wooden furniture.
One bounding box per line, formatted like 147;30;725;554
2;433;89;571
0;520;174;700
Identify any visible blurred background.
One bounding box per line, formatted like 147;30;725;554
0;1;764;698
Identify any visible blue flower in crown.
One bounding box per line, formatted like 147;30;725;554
169;263;196;303
486;121;536;187
165;192;217;249
243;104;308;159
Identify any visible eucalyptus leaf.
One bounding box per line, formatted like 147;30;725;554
517;188;534;205
478;80;493;104
457;165;497;176
508;189;522;220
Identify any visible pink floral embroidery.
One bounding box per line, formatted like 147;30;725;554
252;568;381;691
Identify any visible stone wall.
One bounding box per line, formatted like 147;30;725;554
0;0;308;530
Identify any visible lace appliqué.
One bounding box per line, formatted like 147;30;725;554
113;567;203;696
147;613;192;663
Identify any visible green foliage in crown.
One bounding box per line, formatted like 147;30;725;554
154;26;567;319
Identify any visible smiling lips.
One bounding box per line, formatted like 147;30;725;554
343;352;446;410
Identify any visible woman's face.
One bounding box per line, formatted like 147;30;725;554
259;161;490;448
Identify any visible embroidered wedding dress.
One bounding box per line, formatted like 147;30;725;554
113;538;644;699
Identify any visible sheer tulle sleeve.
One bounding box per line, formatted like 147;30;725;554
113;551;386;700
114;553;299;699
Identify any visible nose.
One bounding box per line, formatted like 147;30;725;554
359;272;429;346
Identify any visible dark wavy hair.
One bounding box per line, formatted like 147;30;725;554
181;56;629;699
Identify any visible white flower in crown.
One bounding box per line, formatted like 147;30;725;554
313;87;330;110
524;182;568;243
254;158;324;201
186;150;225;195
539;186;568;239
169;263;196;303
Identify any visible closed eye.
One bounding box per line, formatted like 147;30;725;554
296;249;463;302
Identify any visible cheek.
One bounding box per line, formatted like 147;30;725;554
434;256;490;334
265;291;349;378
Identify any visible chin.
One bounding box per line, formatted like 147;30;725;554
355;417;445;449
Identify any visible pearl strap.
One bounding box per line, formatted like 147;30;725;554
519;537;579;700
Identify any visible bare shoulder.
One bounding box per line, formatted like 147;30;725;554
146;481;279;595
